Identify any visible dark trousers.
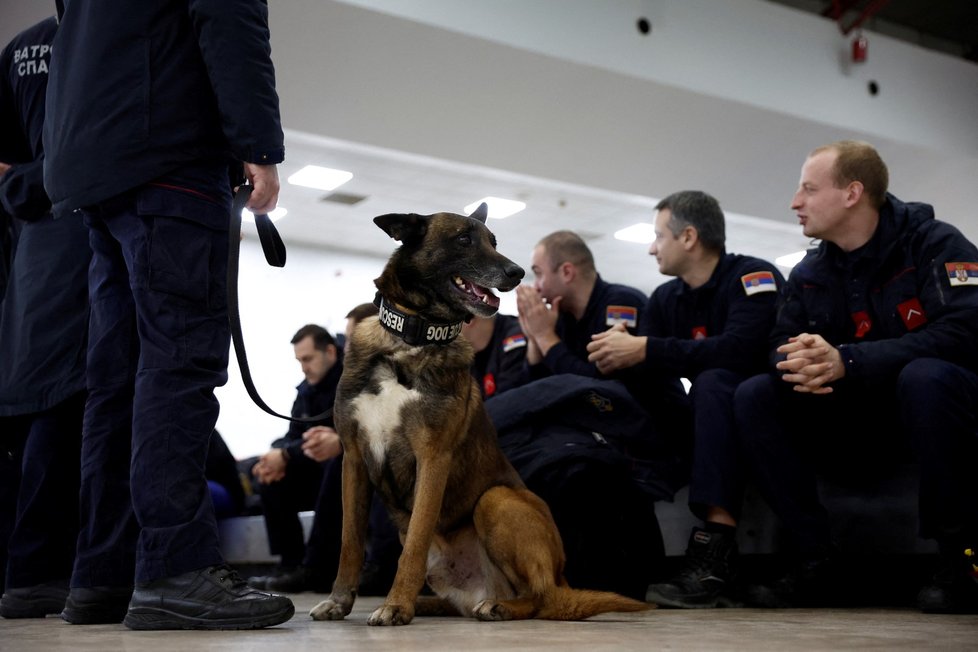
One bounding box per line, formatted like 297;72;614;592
256;459;324;568
735;358;978;556
687;368;747;520
73;192;230;587
1;392;84;588
298;455;402;581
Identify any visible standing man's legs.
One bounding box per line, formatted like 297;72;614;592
63;210;141;624
0;393;84;618
116;191;292;628
67;190;293;629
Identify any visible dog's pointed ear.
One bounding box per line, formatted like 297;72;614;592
374;213;430;244
468;202;489;224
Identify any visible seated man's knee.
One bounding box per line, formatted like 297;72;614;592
689;368;742;404
897;358;958;394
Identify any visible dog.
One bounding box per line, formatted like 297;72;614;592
309;203;650;625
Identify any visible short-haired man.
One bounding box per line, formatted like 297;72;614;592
516;230;647;381
735;141;978;612
249;325;343;592
587;190;783;608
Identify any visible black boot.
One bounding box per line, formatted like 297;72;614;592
645;527;738;608
745;554;836;608
917;545;978;614
61;586;134;624
123;565;294;630
263;566;331;593
0;580;69;618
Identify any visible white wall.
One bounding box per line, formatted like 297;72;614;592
215;237;384;458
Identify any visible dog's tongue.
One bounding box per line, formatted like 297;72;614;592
469;281;500;309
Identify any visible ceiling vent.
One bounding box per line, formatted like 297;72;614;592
320;192;367;205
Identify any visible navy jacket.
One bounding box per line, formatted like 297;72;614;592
471;314;529;399
643;253;784;379
487;375;686;500
0;17;54;223
272;357;343;474
43;0;284;215
0;17;91;416
535;276;647;379
774;193;978;380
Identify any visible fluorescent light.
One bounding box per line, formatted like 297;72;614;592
287;165;353;191
614;222;655;244
242;206;288;223
464;197;526;219
775;250;808;268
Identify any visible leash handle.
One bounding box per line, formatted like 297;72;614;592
228;185;333;423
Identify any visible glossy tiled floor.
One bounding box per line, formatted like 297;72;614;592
1;593;976;651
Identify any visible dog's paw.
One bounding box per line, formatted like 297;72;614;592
473;599;512;621
309;594;353;621
367;603;415;626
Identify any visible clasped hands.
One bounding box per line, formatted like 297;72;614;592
777;332;845;394
251;426;342;485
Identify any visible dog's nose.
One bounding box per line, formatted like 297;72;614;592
505;261;525;282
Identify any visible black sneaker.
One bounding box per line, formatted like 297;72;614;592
917;546;978;614
264;566;331;593
61;586;134;624
0;580;69;618
645;527;738;608
246;565;296;591
745;556;835;608
123;565;295;630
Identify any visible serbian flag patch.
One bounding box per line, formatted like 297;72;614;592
945;262;978;287
741;271;778;296
897;297;928;331
606;305;638;328
502;334;527;352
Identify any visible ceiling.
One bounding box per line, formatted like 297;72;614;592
266;131;813;296
767;0;978;62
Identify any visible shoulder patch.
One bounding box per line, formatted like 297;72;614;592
502;333;527;352
606;305;638;328
945;262;978;287
741;271;778;296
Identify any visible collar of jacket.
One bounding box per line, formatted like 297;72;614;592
374;294;464;346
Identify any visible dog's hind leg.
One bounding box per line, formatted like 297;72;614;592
310;442;372;621
471;486;565;621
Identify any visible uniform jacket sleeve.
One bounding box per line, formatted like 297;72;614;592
840;224;978;379
0;158;50;221
540;289;648;379
189;0;284;164
644;264;783;377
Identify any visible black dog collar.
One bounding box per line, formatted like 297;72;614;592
375;294;464;346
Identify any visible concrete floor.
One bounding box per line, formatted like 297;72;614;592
1;593;976;651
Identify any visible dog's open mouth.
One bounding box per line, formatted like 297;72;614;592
453;276;500;309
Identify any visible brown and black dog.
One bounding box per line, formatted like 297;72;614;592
309;203;650;625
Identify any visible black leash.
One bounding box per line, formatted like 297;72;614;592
228;185;332;423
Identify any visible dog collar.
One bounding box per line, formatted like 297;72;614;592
375;295;464;346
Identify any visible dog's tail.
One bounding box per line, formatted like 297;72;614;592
536;585;652;620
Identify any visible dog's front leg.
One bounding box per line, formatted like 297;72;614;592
369;449;452;626
310;444;371;621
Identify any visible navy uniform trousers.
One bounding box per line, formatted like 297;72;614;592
72;187;230;587
686;368;749;521
1;392;84;588
734;358;978;556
